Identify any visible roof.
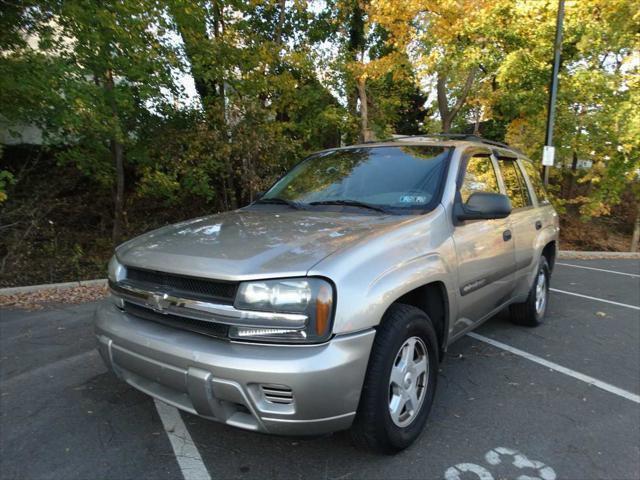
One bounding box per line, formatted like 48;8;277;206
341;134;524;157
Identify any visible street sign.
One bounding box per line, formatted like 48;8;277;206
542;146;555;166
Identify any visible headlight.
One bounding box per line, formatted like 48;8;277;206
107;255;126;308
230;278;334;343
108;255;126;283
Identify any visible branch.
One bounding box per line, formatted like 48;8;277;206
449;67;478;121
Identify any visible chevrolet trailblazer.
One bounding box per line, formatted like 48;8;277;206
96;135;559;453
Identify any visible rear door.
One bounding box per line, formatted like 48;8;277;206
451;150;516;337
495;155;537;297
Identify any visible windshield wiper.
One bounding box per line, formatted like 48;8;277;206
308;199;389;214
254;197;305;210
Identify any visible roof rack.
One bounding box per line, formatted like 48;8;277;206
394;134;522;154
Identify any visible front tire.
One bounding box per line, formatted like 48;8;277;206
510;256;550;327
351;304;439;453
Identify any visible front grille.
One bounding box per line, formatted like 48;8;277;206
125;267;238;304
123;301;229;340
261;384;294;405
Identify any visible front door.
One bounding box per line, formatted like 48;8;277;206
451;152;516;337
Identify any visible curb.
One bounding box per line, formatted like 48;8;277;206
558;251;640;259
1;250;638;295
0;279;107;296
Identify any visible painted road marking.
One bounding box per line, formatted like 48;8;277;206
445;462;493;480
445;447;556;480
467;332;640;404
154;399;211;480
550;288;640;311
556;262;640;278
485;447;556;480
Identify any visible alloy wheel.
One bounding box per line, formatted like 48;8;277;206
388;336;429;427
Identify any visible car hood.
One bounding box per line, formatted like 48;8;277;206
116;208;407;281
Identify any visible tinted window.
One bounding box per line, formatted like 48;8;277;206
499;159;530;209
460;156;500;202
514;161;533;206
521;160;550;204
263;146;450;212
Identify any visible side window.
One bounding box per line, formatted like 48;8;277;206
514;162;533;207
521;160;550;204
498;159;530;209
460;156;500;203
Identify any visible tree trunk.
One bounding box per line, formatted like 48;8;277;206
473;108;481;135
347;84;359;122
565;150;578;198
436;68;477;133
631;207;640;253
170;2;223;107
105;69;125;244
345;2;365;143
356;77;372;142
111;139;125;244
436;73;451;133
441;114;452;133
275;0;286;45
211;0;225;112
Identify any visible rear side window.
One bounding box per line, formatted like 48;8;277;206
460;156;500;202
514;162;532;206
521;160;550;205
498;159;532;209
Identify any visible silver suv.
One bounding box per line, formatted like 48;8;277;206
96;135;559;453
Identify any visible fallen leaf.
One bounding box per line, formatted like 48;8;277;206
0;285;108;311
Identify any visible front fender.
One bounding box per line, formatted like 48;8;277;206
330;250;457;335
307;207;458;336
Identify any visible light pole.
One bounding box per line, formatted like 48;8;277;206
543;0;565;185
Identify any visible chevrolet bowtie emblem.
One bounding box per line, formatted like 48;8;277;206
147;293;170;313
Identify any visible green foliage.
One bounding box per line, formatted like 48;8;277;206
0;145;13;203
1;0;637;241
0;170;15;204
495;0;639;219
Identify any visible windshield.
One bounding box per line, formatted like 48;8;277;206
261;146;451;213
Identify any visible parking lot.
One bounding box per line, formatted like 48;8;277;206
1;258;638;480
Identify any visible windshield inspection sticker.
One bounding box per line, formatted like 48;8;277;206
400;195;427;204
444;447;556;480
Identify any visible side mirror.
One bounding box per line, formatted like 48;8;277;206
254;191;265;200
455;192;512;221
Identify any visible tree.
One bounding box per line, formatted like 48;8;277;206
1;0;181;243
370;0;509;133
323;0;426;142
494;0;639;246
161;0;346;207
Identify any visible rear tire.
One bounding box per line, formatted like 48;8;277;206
351;304;439;454
510;256;550;327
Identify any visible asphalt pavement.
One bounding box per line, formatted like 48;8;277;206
1;259;639;480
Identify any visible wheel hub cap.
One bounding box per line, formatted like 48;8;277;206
388;336;429;428
403;372;412;389
535;268;547;315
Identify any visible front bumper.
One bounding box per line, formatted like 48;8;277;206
94;302;375;435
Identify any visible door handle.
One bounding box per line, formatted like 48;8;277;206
535;220;542;230
503;229;512;241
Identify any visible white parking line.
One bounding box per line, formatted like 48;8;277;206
467;332;640;404
556;262;640;278
154;399;212;480
550;288;640;310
